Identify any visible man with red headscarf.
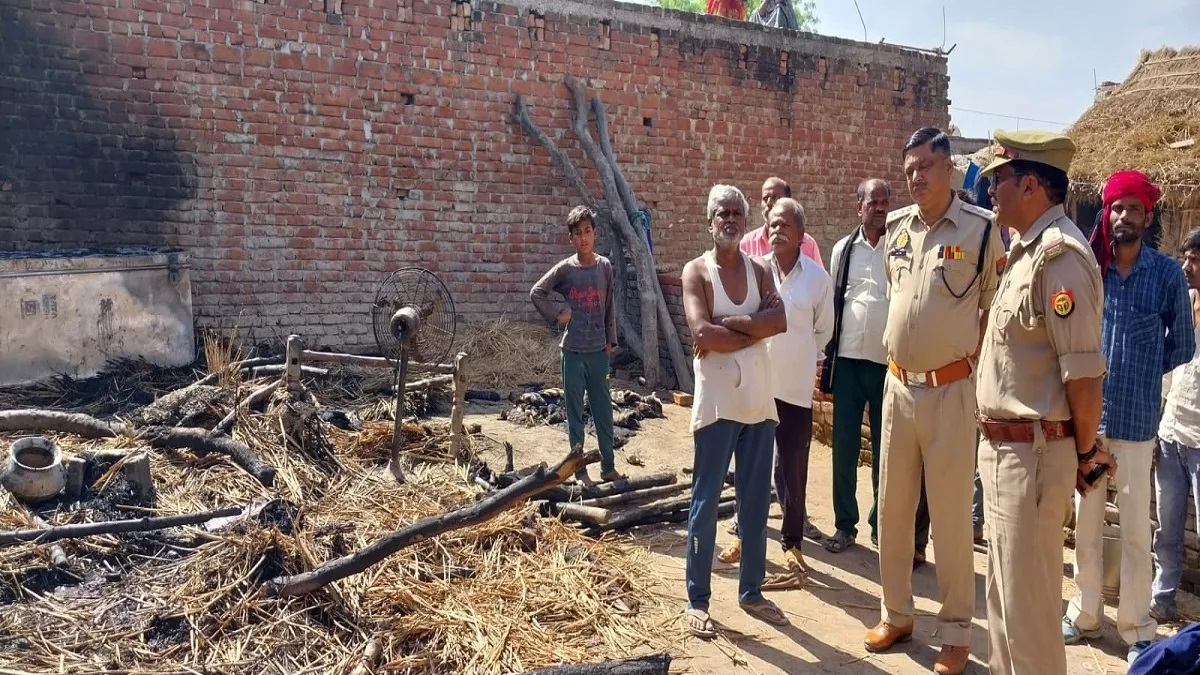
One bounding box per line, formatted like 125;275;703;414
706;0;746;20
1065;170;1196;664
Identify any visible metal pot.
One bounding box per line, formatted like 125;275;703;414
2;436;67;503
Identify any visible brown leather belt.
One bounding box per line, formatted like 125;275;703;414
887;357;972;389
976;414;1075;443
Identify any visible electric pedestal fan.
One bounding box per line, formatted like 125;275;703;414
371;267;457;481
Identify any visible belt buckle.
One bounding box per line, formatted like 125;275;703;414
907;371;929;389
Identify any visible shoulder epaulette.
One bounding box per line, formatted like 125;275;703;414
961;203;995;220
886;205;915;226
1042;225;1066;260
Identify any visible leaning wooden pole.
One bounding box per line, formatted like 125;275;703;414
562;76;660;388
588;93;693;393
448;352;468;460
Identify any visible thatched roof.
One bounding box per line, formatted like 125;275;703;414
1067;47;1200;208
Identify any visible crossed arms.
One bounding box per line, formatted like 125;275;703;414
681;256;786;355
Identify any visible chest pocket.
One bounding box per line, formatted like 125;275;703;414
889;255;914;295
932;249;981;299
993;276;1037;339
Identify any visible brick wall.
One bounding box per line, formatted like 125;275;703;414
0;0;948;349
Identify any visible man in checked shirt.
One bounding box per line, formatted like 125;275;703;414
1063;170;1197;664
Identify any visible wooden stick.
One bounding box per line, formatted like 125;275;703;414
250;364;328;379
448;353;468;459
265;446;592;597
405;374;453;390
0;410;277;487
215;378;282;434
192;356;283;387
579;481;691;508
0;505;243;547
519;653;671;675
593;489;733;534
537;500;611;526
348;638;383;675
537;471;676;502
300;351;392;368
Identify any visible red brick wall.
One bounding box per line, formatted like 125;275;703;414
0;0;947;349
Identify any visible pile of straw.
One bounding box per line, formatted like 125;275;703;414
1068;47;1200;207
0;400;681;672
459;318;563;389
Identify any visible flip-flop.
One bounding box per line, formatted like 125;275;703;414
717;539;742;564
824;531;856;554
686;608;717;639
740;598;790;626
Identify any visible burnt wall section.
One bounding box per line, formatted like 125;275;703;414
0;0;948;349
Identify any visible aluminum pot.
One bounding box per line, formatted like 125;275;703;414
2;436;67;503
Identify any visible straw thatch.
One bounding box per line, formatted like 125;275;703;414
1067;46;1200;208
0;367;682;673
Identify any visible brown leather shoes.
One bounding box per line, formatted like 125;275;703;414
934;644;970;675
863;622;913;652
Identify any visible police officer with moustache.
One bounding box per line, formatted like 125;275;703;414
974;129;1116;675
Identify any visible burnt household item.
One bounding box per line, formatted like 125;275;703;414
2;436;67;502
371;268;458;482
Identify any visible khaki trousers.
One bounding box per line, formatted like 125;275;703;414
877;371;976;646
979;430;1077;675
1068;438;1157;644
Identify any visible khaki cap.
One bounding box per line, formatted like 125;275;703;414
979;129;1076;177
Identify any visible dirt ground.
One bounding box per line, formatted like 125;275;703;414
464;394;1196;675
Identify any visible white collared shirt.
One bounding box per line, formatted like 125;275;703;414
765;251;835;408
830;227;888;365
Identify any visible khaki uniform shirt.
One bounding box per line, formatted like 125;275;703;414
882;195;1006;373
976;205;1106;421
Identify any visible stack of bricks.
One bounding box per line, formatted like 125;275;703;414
811;373;874;465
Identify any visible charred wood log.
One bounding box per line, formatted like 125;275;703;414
520;653;671;675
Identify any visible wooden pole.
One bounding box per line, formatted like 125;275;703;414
537;500;611;526
578;481;691;508
215;377;282;434
448;352;468;459
0;505;244;547
520;653;671;675
284;335;304;394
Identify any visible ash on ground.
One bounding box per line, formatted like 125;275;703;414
499;388;664;447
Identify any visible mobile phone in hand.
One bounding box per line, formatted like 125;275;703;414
1085;462;1108;485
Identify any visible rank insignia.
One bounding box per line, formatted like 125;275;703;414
896;230;910;248
1051;289;1074;317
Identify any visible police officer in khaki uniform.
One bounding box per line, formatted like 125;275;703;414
864;127;1005;675
974;130;1115;675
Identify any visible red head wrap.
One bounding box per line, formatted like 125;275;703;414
1087;170;1162;275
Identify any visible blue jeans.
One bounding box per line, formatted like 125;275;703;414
1151;439;1200;613
686;418;776;609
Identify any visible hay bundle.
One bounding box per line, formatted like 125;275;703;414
1068;46;1200;207
459;318;562;389
0;407;682;673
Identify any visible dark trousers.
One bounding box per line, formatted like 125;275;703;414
831;357;886;538
687;418;776;608
774;399;814;552
561;349;615;474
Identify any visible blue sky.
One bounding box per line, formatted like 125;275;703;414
622;0;1200;139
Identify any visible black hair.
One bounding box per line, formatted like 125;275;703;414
565;205;596;234
1180;227;1200;254
902;127;951;158
1009;159;1068;206
855;178;890;203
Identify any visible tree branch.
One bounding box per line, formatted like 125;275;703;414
265;446;591;597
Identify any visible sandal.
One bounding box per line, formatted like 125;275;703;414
762;571;803;590
686;608;717;639
824;530;856;554
803;519;824;541
740;597;790;626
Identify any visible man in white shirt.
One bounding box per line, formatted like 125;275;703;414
760;197;834;583
1151;226;1200;623
822;178;891;553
